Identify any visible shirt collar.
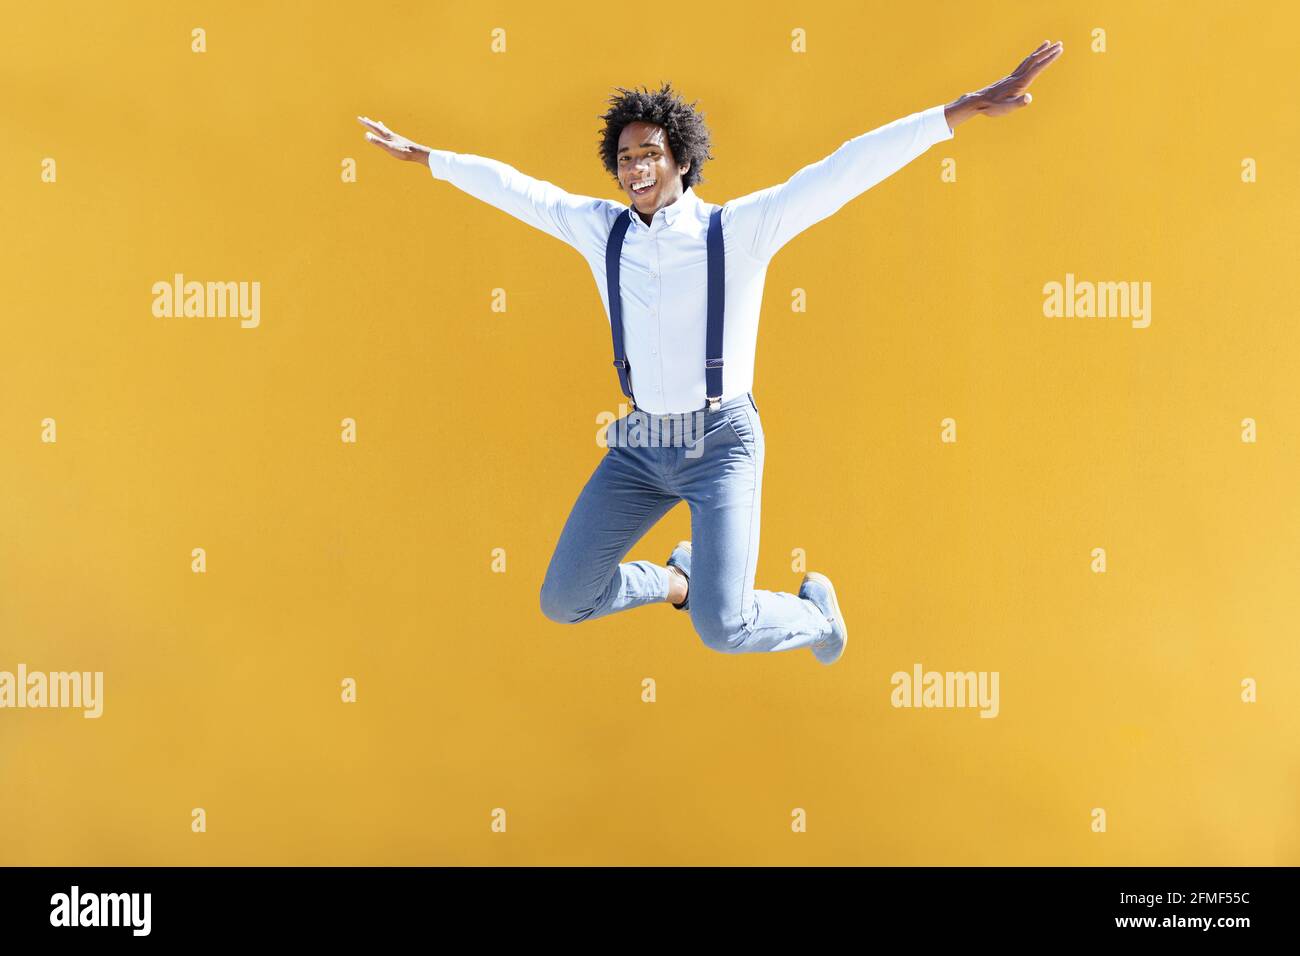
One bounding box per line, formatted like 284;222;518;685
627;186;698;230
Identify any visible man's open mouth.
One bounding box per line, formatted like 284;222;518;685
630;178;656;196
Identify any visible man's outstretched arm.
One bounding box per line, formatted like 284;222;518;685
358;116;601;251
727;40;1064;262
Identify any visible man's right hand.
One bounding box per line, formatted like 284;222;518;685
358;116;431;163
943;40;1063;129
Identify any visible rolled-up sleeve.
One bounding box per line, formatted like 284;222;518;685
724;104;954;262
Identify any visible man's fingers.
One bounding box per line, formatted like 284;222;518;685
984;41;1059;118
364;130;405;149
1013;43;1062;86
993;90;1033;109
1013;41;1050;74
364;132;411;157
1023;44;1063;82
1017;39;1051;69
1017;40;1062;75
1033;41;1063;65
357;116;394;139
998;93;1032;115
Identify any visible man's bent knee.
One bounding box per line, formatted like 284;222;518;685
689;607;747;653
539;580;593;625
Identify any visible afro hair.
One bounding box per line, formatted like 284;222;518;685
597;81;714;191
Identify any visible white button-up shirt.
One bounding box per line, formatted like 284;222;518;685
427;104;954;413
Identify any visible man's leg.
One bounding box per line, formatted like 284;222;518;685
677;397;832;654
539;434;679;624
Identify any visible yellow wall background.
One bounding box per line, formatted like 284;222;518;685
2;0;1297;865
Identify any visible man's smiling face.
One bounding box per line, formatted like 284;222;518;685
617;121;689;220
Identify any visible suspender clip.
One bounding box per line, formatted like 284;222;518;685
705;358;724;409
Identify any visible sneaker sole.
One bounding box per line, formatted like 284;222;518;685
805;571;847;664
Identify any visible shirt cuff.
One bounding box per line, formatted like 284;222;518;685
921;103;955;143
427;148;454;180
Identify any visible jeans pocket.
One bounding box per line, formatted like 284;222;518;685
723;408;759;460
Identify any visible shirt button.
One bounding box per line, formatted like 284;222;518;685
650;272;658;279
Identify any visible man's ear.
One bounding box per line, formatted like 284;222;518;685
679;161;690;177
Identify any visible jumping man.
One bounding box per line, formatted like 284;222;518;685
361;39;1064;665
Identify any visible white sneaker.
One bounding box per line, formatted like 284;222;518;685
666;540;692;611
800;572;847;665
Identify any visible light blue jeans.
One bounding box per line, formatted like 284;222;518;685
539;392;832;653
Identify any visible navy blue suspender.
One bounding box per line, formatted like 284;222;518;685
605;204;725;412
704;204;725;410
604;210;636;406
